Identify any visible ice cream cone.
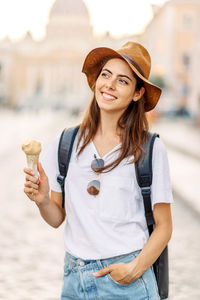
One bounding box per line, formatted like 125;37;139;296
26;154;40;175
22;140;41;177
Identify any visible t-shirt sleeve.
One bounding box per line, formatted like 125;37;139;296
151;137;173;208
40;135;62;193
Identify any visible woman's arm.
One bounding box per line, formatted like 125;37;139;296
36;190;66;228
128;203;172;277
94;203;172;284
24;162;66;228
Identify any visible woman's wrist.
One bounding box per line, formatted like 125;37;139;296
129;255;147;278
36;194;50;208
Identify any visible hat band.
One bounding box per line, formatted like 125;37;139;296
121;54;145;78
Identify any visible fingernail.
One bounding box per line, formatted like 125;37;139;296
93;272;98;276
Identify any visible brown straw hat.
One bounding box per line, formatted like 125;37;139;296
82;41;162;112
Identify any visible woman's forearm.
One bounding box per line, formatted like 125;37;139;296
24;164;65;228
36;198;65;228
130;203;172;275
134;222;172;273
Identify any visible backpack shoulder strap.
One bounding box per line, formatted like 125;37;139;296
135;133;159;235
57;125;80;207
136;133;169;299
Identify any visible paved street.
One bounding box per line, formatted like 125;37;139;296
169;197;200;299
0;110;199;299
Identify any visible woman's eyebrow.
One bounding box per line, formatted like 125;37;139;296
102;68;132;81
102;68;112;74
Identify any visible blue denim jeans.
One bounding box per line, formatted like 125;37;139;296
61;250;160;300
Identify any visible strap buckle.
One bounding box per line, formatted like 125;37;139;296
57;174;65;187
141;186;151;196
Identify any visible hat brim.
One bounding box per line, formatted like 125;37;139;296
82;47;162;112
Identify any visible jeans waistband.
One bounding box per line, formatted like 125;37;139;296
65;250;141;271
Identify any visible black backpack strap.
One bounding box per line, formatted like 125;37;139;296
135;133;159;235
135;133;169;299
57;125;80;207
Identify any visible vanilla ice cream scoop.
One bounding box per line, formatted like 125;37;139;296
22;140;41;176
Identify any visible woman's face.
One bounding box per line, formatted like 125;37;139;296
95;58;143;114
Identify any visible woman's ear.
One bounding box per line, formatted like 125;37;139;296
132;87;145;102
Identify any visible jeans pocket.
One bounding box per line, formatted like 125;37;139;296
107;273;134;287
103;252;139;287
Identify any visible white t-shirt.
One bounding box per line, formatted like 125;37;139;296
42;131;173;260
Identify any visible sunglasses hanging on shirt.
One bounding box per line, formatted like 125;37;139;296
87;154;104;196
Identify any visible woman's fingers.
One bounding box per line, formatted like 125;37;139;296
24;180;39;190
24;171;39;200
24;186;38;194
25;174;39;184
23;163;49;204
24;187;38;201
93;266;111;277
24;167;34;176
37;162;47;180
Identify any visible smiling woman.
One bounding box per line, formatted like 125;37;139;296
79;41;161;167
95;58;142;114
23;41;173;300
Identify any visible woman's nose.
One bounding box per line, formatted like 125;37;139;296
105;79;116;90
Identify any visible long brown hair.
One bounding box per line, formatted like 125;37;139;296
77;59;149;172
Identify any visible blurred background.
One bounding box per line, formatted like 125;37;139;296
0;0;199;299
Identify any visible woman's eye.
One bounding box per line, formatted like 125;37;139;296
119;79;128;85
101;72;109;78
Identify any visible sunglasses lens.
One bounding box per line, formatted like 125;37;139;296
91;158;104;172
87;180;100;195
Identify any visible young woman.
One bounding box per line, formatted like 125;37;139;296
24;41;173;300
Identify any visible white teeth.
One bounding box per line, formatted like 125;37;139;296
102;93;116;100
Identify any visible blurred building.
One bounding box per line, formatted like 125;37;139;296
139;0;200;118
0;0;128;111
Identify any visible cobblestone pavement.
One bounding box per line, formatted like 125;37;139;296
0;110;199;300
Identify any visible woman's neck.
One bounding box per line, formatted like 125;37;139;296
97;110;121;139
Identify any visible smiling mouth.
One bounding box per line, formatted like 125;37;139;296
101;92;117;101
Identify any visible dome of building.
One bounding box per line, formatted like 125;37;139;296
49;0;89;18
